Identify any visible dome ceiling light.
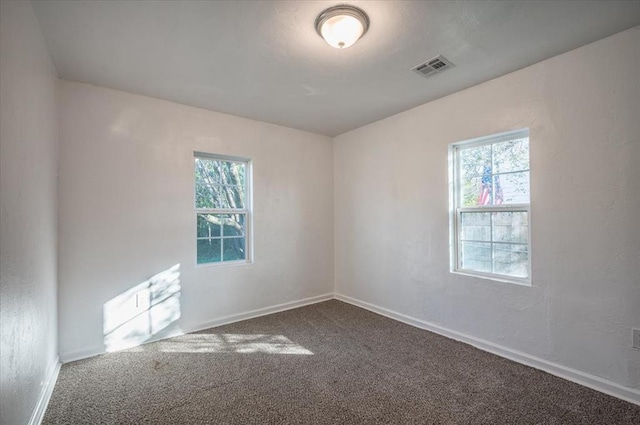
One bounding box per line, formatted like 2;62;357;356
315;5;370;49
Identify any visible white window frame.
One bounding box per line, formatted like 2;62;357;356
194;152;253;267
448;129;531;286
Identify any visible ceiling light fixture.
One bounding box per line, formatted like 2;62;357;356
315;5;369;49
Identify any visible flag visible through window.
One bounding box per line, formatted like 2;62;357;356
477;164;504;206
450;129;530;284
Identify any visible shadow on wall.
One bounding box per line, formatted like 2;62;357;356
127;333;314;355
103;264;181;352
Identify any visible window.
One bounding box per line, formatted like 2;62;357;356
194;153;251;265
450;129;530;284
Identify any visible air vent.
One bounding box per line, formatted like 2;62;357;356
412;55;454;78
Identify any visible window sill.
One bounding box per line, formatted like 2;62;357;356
195;260;254;270
451;270;531;287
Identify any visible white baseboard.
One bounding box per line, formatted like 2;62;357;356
28;356;61;425
58;291;640;406
184;293;334;335
61;346;102;364
60;293;334;363
334;293;640;406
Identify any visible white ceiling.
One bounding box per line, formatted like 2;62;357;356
33;1;640;136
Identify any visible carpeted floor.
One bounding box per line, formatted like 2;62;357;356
44;300;639;424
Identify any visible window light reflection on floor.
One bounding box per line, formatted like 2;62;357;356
127;333;313;355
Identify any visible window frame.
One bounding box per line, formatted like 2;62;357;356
194;152;253;267
449;129;531;286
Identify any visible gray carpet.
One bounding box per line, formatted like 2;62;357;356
44;300;639;424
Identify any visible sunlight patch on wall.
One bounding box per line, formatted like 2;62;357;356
110;108;141;138
128;333;313;355
103;264;181;352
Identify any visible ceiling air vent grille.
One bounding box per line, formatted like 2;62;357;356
412;55;454;78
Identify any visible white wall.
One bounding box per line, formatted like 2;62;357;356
334;27;640;392
0;1;60;424
57;81;334;360
7;3;636;412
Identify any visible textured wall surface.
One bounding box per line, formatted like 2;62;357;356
57;81;334;360
334;27;640;391
0;1;60;424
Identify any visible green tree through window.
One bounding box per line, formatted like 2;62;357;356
195;154;250;264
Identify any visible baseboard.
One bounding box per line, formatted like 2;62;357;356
28;356;61;425
58;291;639;406
60;293;334;363
184;293;334;335
334;293;640;406
61;346;103;363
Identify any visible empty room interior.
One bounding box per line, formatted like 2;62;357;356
2;0;640;424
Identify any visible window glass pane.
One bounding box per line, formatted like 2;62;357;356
196;184;246;209
197;214;221;238
492;212;528;244
460;241;492;273
493;138;529;174
493;244;528;278
195;158;246;209
195;158;221;185
459;146;492;206
218;214;245;237
195;184;210;209
197;238;221;264
218;185;246;209
196;184;224;209
195;155;250;265
465;170;504;206
495;171;529;204
219;161;246;186
461;176;485;207
460;145;491;178
452;132;530;281
222;237;246;262
460;212;491;241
